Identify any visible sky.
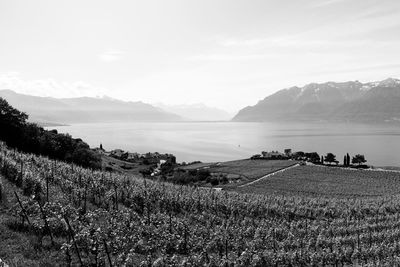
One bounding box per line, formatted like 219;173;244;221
0;0;400;113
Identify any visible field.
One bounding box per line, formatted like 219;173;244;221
236;165;400;197
4;144;400;266
101;154;150;175
181;159;298;187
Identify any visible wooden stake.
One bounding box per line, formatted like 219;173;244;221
14;191;31;227
37;200;54;246
64;215;83;266
46;175;49;203
103;239;113;267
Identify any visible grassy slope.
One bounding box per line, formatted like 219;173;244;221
101;154;151;176
0;176;65;267
181;159;298;189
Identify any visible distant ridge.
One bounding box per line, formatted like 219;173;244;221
233;78;400;123
154;103;233;121
0;90;183;124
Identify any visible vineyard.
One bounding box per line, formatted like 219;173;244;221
236;165;400;197
3;144;400;266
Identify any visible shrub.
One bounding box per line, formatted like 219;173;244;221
197;169;210;181
188;169;197;176
105;166;113;172
210;177;219;186
220;175;229;184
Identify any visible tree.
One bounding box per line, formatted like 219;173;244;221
100;143;103;150
352;154;367;165
0;98;28;126
305;152;320;163
0;97;102;169
343;155;347;166
325;153;336;165
321;155;324;165
0;97;28;147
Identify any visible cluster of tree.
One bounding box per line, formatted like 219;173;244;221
352;154;367;165
324;153;338;165
158;168;229;186
292;151;320;163
0;97;101;169
320;151;367;167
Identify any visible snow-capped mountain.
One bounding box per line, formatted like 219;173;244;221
233;78;400;123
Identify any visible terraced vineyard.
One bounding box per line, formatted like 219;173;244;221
3;144;400;266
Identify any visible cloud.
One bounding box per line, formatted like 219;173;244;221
217;35;380;52
308;63;400;75
187;53;276;61
310;0;348;8
98;50;124;62
0;72;107;98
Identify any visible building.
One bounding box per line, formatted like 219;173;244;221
110;149;125;158
261;151;288;159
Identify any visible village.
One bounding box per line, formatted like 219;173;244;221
95;144;369;189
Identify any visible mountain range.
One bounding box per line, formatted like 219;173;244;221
0;90;182;124
233;78;400;123
154;103;233;121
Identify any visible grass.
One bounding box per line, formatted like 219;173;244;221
209;159;297;179
101;154;150;175
235;165;400;197
181;159;298;188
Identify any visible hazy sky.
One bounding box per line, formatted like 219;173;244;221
0;0;399;112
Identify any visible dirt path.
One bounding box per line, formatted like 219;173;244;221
238;163;300;188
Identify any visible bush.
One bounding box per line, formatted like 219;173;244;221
197;169;211;181
220;175;229;184
105;166;113;172
210;177;219;186
188;169;197;176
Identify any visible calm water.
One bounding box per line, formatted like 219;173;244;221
47;122;400;167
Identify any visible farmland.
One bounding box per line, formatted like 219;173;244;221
3;144;400;266
235;165;400;197
181;159;298;187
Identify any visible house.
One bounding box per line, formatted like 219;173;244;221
250;154;262;159
126;152;140;161
261;151;288;159
110;149;125;158
140;152;176;165
93;147;106;155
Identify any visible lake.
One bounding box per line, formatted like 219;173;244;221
46;122;400;167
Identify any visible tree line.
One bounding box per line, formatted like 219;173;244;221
0;97;101;169
322;152;367;166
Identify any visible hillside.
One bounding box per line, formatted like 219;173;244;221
233;78;400;123
3;143;400;265
0;90;182;124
